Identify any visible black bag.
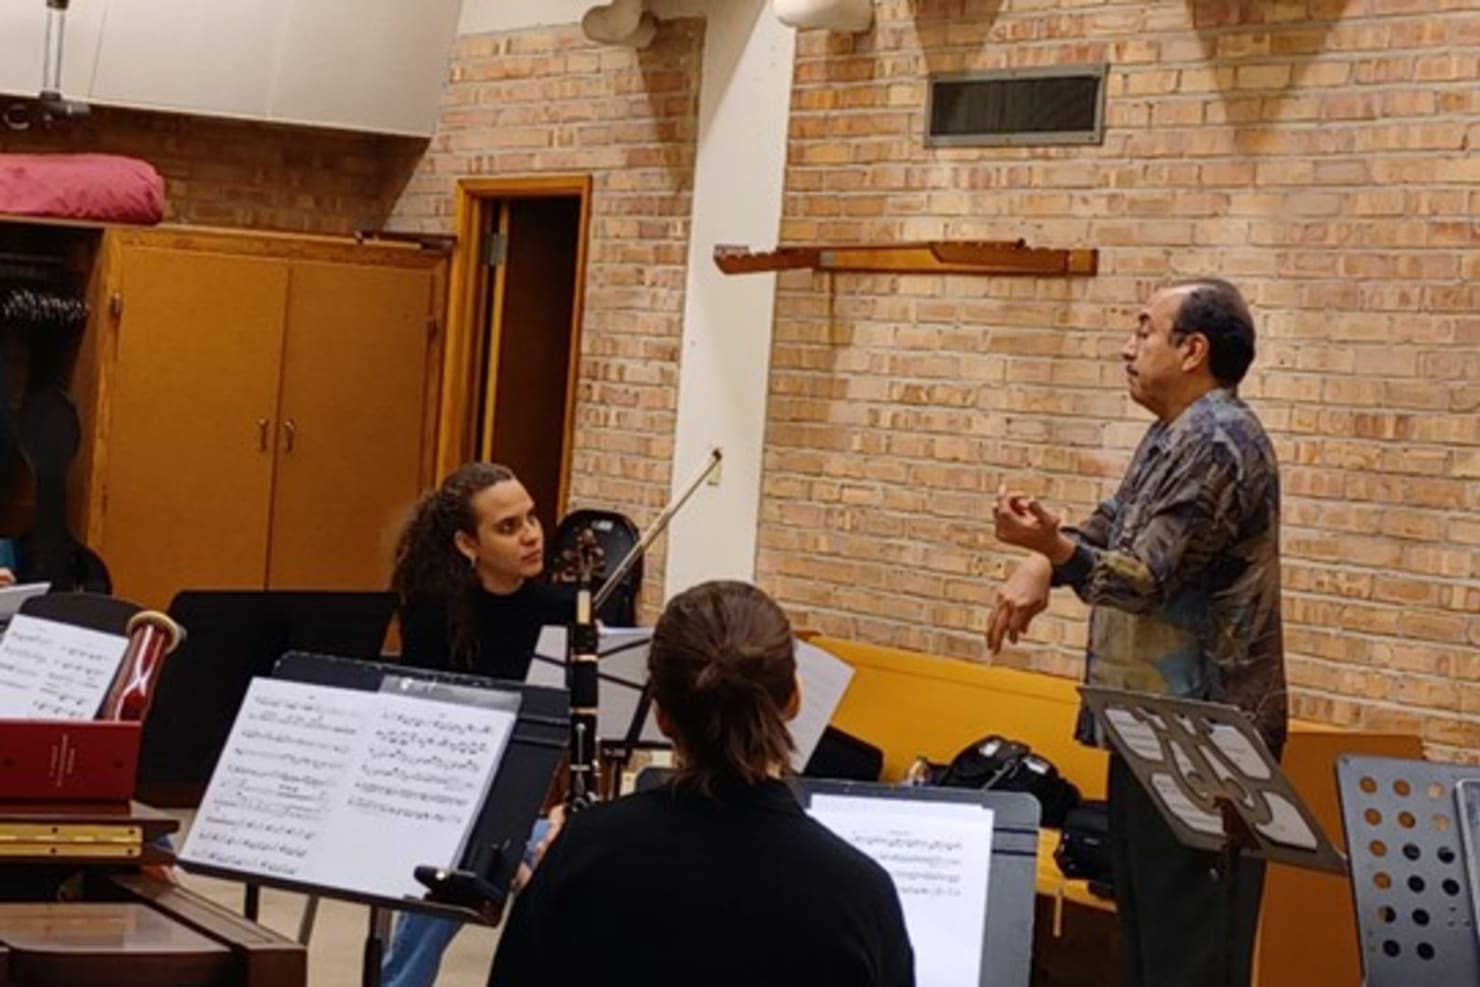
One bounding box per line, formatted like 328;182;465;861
935;734;1082;828
1055;800;1114;892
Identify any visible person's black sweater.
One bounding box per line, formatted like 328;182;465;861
487;779;915;987
399;580;574;681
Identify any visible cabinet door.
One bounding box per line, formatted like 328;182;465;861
266;262;434;591
102;247;288;609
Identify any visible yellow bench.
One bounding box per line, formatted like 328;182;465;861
811;635;1423;987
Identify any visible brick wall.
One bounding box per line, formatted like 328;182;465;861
388;22;704;617
759;0;1479;761
0;104;421;234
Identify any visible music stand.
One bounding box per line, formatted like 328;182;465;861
1079;687;1347;987
1334;755;1479;986
632;769;1039;987
178;651;568;987
802;780;1040;987
137;590;397;806
16;590;139;636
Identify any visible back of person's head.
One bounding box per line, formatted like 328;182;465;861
648;580;797;793
1167;277;1257;387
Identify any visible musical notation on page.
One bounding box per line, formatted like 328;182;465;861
810;796;994;987
0;614;129;720
182;678;518;900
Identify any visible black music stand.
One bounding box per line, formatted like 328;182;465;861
1334;755;1479;986
177;651;568;987
136;590;397;806
16;590;139;636
1079;687;1346;987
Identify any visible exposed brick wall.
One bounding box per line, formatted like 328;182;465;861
0;104;422;234
388;22;704;618
759;0;1479;761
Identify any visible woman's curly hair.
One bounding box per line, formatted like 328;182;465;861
391;462;517;666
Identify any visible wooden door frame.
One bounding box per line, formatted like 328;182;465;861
436;176;591;517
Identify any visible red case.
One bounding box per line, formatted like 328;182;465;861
0;720;141;801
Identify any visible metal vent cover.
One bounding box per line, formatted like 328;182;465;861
926;66;1107;147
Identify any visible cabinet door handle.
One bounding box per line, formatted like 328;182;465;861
282;418;296;453
257;418;270;452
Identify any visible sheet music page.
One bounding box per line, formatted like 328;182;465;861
791;640;855;771
810;796;993;987
315;689;518;898
1103;707;1165;763
0;614;129;719
1149;771;1225;836
182;678;517;900
0;582;49;621
531;628;854;760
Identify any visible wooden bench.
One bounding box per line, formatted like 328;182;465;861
810;635;1423;987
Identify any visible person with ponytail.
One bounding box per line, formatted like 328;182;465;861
383;462;574;987
486;580;914;987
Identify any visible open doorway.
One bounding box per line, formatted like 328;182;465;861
438;177;590;535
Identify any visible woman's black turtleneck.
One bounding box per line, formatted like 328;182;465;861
399;580;575;681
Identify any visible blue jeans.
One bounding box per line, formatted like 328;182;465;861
381;818;551;987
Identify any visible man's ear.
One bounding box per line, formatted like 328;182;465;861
1180;331;1211;374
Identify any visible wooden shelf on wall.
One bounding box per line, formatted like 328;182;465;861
713;239;1098;277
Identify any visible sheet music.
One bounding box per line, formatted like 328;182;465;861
810;795;993;987
529;628;854;767
0;614;129;720
0;582;49;620
182;678;517;900
530;626;664;743
790;640;855;771
1104;707;1165;762
1207;723;1272;779
1149;771;1224;836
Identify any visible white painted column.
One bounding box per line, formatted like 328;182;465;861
662;0;796;596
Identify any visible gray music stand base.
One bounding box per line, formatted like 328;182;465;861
1335;755;1479;986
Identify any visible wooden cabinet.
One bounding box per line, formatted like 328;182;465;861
83;229;444;610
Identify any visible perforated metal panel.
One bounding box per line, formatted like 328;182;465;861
1336;756;1479;986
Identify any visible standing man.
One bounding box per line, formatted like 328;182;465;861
987;278;1285;987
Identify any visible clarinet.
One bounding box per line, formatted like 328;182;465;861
563;447;723;811
566;560;601;812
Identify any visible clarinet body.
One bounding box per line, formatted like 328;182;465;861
566;579;600;811
562;447;722;811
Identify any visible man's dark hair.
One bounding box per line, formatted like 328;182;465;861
1168;277;1256;387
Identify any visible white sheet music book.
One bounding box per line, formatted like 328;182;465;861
809;794;995;987
528;628;856;769
0;582;50;621
0;613;128;720
181;678;517;901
